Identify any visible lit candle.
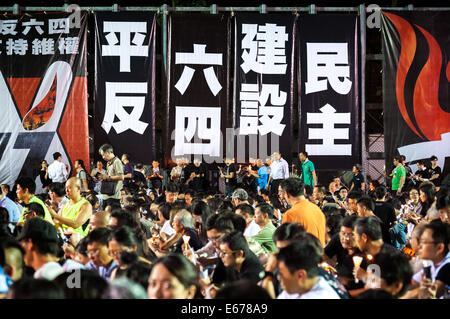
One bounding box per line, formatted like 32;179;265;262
182;235;191;245
366;254;373;262
352;256;363;283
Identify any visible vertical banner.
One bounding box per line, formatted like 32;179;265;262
167;13;230;163
381;11;450;177
0;11;89;191
94;12;156;164
234;13;296;164
299;14;359;170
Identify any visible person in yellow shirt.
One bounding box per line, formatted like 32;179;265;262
46;177;92;247
16;177;53;226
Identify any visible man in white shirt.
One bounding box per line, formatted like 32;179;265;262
235;203;261;237
47;152;69;183
276;238;340;299
17;217;64;281
267;152;290;196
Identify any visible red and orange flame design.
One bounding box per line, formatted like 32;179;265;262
22;75;57;131
383;12;450;142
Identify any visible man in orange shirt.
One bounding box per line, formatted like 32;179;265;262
280;178;326;246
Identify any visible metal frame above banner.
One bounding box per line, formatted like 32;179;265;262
1;4;449;184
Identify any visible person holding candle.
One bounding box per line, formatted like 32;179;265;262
171;210;203;254
352;217;396;292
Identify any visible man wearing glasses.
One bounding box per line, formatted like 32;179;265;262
84;227;117;280
407;221;450;299
218;230;264;284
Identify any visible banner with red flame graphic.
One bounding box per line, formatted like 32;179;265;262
0;12;89;192
381;11;450;182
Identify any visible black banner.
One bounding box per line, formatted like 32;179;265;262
166;13;230;165
94;12;156;164
298;14;360;170
381;11;450;178
0;12;89;191
233;13;296;165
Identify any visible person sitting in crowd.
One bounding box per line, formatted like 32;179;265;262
276;236;341;299
251;203;277;254
17;218;64;280
84;227;117;280
234;203;260;237
218;230;264;284
148;253;200;299
16;177;52;225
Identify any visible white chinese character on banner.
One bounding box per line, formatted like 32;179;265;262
6;39;28;55
241;23;288;74
174;106;221;156
305;104;351;155
102;22;148;72
49;18;70;34
32;38;55;55
305;42;352;95
239;84;259;135
22;19;45;35
175;44;223;96
58;37;79;54
239;83;286;136
102;82;148;135
0;20;18;35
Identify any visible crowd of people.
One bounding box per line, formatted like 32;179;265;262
0;144;449;300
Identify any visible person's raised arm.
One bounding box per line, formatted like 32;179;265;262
48;202;92;230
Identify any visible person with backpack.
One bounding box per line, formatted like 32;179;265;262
75;159;94;194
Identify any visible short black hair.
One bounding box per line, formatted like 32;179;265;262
375;185;388;200
219;230;249;256
276;237;322;278
184;189;196;198
165;182;179;193
158;203;172;221
255;203;274;219
48;182;66;197
280;178;305;198
206;213;234;233
15;176;36;195
229;213;246;233
24;202;45;218
424;220;450;255
235;203;254;217
347;190;363;200
342;215;359;229
357;196;375;212
354;217;383;241
273;222;306;243
394;155;403;162
86;227;112;246
53;152;62;160
110;210;136;228
373;250;413;298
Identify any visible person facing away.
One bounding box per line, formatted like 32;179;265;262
47;152;69;183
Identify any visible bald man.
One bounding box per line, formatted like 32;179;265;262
90;211;110;231
46;177;92;246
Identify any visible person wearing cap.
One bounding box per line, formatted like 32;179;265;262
46;177;92;247
18;217;64;281
15;177;53;226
